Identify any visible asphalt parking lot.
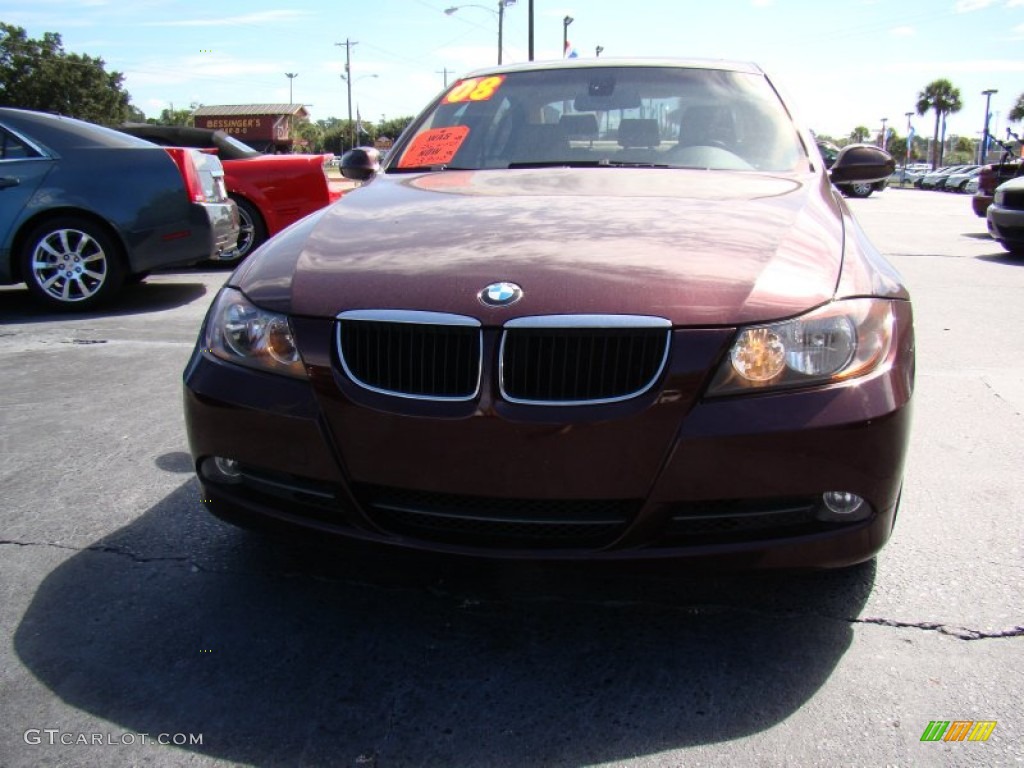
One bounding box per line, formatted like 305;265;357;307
1;187;1022;767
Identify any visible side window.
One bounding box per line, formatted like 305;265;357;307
0;128;39;160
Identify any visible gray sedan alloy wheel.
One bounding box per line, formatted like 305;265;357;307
21;217;124;309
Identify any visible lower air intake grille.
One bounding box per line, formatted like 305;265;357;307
356;484;639;549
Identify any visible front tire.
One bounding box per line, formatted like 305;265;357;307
20;216;125;310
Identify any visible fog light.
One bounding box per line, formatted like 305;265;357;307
818;491;869;522
200;456;242;484
214;456;241;476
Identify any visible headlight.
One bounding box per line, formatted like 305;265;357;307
204;287;306;378
708;299;894;395
993;188;1005;205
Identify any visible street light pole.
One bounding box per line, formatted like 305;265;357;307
903;111;913;183
981;88;998;163
595;45;604;57
562;15;574;57
879;117;888;150
528;0;534;61
497;0;506;65
285;72;298;104
444;2;515;65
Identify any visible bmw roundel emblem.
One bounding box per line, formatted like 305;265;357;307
479;281;523;307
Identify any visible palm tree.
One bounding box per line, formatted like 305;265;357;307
1009;92;1024;124
849;125;870;143
916;78;962;168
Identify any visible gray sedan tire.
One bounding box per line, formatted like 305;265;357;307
20;216;126;310
842;182;874;198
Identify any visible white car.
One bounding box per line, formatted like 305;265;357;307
942;166;981;193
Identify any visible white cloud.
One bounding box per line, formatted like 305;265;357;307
954;0;996;11
889;26;916;37
125;53;285;88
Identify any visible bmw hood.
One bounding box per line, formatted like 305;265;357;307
235;167;845;326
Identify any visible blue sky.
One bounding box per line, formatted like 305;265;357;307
5;0;1023;142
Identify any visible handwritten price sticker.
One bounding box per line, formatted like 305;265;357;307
397;125;470;168
442;76;505;104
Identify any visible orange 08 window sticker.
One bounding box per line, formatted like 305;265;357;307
442;76;505;104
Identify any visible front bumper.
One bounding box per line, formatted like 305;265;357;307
987;204;1024;250
183;303;914;568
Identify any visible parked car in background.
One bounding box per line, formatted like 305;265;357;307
185;58;911;570
965;176;979;195
118;124;344;263
889;163;930;186
0;108;237;310
942;165;981;193
987;176;1024;255
817;140;890;197
918;164;968;190
973;159;1023;217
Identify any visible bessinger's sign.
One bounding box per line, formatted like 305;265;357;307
195;116;279;141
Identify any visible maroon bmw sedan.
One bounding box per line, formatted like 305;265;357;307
183;59;913;568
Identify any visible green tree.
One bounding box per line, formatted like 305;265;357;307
849;125;870;143
0;23;135;125
1009;92;1024;124
887;133;906;162
153;107;194;126
916;78;962;168
378;116;415;143
293;119;324;153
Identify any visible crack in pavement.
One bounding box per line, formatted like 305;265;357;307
4;538;1022;641
0;538;196;566
853;616;1024;641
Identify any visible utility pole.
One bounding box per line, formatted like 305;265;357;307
528;0;534;61
880;117;888;151
436;67;454;89
335;39;358;150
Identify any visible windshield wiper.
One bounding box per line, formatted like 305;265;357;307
388;164;475;174
507;160;672;169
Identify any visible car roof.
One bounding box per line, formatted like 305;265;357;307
0;108;157;152
459;57;765;79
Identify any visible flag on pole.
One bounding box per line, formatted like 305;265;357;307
356;107;368;135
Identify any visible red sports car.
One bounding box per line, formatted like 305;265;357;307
184;59;911;569
118;124;344;262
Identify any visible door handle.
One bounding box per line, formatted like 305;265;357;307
0;177;20;189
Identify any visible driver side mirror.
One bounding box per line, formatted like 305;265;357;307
340;147;381;181
829;144;895;185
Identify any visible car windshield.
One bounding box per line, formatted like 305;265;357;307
390;65;807;173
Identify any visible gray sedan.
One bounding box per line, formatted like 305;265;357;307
0;108;238;310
